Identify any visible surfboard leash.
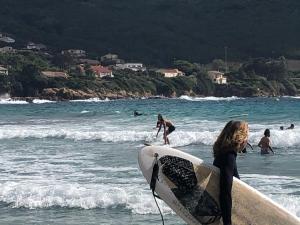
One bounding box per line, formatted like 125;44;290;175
150;153;165;225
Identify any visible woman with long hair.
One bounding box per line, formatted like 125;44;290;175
213;120;249;225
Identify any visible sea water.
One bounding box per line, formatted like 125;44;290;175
0;96;299;224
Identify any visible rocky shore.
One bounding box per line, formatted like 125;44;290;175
11;88;164;102
9;86;298;103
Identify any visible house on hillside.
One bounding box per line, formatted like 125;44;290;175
26;42;47;51
115;63;146;72
0;65;8;75
90;65;113;78
101;53;119;61
0;36;15;43
62;49;86;58
100;53;124;65
207;71;227;84
156;68;184;78
41;71;69;79
0;46;15;53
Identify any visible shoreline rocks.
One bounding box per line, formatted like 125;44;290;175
8;87;299;102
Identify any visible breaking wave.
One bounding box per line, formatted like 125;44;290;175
0;125;300;148
179;95;243;101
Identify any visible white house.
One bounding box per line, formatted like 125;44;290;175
101;53;119;61
90;65;113;78
156;68;184;78
0;46;14;53
115;63;146;72
26;42;47;50
207;70;227;84
0;66;8;75
0;36;15;43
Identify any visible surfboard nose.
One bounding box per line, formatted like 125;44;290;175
138;146;155;184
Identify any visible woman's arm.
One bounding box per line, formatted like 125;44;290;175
156;123;162;137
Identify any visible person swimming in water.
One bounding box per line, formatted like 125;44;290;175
258;129;274;154
156;114;175;145
134;110;143;117
286;124;294;129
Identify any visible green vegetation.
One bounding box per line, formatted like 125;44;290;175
0;52;299;99
1;0;300;65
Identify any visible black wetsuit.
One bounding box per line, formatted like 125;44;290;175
213;151;239;225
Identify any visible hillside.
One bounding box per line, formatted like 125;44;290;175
1;0;300;65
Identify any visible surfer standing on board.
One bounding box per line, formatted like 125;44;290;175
258;129;274;154
213;120;249;225
156;114;175;145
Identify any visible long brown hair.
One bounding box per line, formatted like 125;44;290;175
213;120;248;158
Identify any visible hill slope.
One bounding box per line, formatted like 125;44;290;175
1;0;300;65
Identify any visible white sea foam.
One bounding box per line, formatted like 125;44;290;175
0;181;173;214
0;125;300;148
85;166;138;172
179;95;242;101
0;174;298;217
0;99;28;104
32;99;55;104
249;128;300;148
80;110;90;114
0;98;54;104
241;174;300;217
70;97;110;102
282;96;300;99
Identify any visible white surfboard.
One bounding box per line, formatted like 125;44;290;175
138;146;300;225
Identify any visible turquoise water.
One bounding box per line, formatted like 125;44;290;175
0;96;299;224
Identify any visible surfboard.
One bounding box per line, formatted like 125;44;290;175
138;146;300;225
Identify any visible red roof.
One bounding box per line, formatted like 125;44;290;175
91;65;112;74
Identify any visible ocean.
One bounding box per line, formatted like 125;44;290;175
0;96;299;225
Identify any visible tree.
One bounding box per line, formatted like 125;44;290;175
241;57;287;81
173;60;200;75
211;59;226;71
52;53;74;70
0;75;11;94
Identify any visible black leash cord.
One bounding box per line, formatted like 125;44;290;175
152;190;165;225
150;153;165;225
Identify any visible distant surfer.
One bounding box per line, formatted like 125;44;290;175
156;114;175;145
286;124;294;130
213;120;249;225
134;110;143;117
258;129;274;154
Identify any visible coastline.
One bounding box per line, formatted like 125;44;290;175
7;93;299;104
